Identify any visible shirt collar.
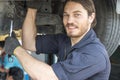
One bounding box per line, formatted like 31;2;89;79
71;29;97;49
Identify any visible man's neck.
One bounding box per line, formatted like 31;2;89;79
71;29;90;46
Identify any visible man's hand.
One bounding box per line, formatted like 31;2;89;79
27;0;41;10
4;31;20;55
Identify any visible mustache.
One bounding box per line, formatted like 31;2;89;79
65;23;77;27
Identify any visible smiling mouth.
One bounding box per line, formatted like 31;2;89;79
67;25;78;31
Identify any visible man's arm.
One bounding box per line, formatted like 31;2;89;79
4;32;58;80
22;8;37;51
14;47;58;80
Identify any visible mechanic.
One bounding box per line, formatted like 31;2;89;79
4;0;111;80
6;66;24;80
0;41;30;80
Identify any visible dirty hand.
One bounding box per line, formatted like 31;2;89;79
27;0;41;9
4;31;20;55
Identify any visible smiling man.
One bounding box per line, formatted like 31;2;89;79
4;0;111;80
63;1;95;45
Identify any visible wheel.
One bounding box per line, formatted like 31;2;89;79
93;0;120;56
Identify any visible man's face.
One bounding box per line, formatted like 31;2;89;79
6;75;13;80
63;1;95;38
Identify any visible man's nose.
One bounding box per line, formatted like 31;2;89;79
67;16;74;23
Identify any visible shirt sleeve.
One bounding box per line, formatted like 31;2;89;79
35;34;68;54
35;35;59;54
52;51;106;80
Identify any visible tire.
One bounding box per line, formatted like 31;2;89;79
93;0;120;56
109;63;120;80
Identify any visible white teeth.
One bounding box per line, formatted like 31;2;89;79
68;26;74;28
68;26;76;29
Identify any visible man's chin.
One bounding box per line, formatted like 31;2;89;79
67;34;79;38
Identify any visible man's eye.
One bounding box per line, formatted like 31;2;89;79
74;14;81;17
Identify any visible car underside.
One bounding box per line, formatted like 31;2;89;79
0;0;120;56
0;0;120;79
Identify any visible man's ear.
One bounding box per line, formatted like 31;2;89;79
88;13;95;23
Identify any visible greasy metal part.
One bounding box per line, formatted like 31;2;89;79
0;29;22;41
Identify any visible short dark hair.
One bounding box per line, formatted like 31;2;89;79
8;66;24;80
64;0;97;27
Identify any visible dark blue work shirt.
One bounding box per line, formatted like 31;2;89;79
36;29;111;80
